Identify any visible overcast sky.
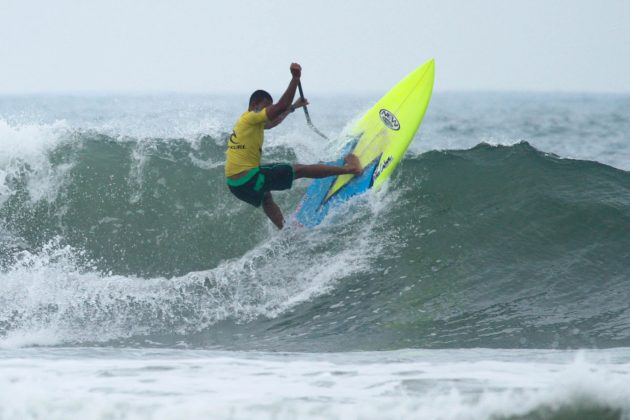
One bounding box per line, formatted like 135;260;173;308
1;0;629;94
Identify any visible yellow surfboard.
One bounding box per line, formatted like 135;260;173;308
296;59;435;227
328;59;435;198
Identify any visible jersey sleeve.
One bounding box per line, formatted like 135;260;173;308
243;109;269;125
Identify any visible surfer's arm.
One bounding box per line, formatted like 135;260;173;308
265;98;308;129
265;63;301;121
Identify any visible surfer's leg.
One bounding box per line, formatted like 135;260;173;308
294;154;362;179
262;192;284;229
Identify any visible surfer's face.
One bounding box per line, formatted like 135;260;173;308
252;99;272;112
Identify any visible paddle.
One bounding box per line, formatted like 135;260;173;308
297;81;329;140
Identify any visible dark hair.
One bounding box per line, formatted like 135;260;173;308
249;90;273;107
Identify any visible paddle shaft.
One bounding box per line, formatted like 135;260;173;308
297;81;329;140
297;82;312;123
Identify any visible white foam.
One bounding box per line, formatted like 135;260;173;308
0;349;629;420
0;119;74;205
0;188;388;347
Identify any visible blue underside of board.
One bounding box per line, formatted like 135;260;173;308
294;158;379;228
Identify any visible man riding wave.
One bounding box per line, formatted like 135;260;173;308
225;62;362;229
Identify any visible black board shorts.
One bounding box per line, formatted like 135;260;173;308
226;163;295;207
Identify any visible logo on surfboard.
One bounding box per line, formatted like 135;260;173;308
379;109;400;131
373;155;393;181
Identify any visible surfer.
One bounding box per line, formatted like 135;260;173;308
225;62;362;229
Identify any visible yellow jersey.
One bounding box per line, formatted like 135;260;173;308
225;108;269;177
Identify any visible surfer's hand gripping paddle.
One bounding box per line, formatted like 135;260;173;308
297;81;329;140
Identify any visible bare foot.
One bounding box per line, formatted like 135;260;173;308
344;153;363;176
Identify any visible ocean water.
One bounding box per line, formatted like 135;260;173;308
1;93;629;419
